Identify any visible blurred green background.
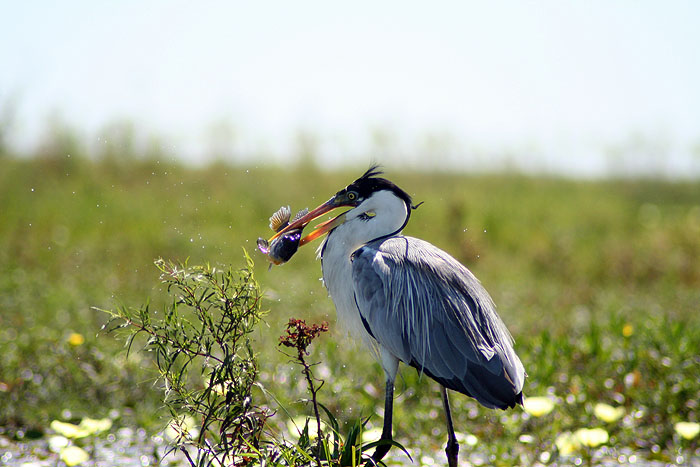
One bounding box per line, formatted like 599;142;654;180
1;130;699;464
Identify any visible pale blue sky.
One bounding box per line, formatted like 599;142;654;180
2;1;700;175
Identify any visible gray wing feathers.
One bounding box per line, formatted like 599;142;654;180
352;236;525;409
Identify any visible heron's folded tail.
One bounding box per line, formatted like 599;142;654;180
412;360;523;410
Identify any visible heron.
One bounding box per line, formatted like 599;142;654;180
267;166;525;466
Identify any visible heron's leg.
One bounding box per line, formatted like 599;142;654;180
441;385;459;467
371;379;394;463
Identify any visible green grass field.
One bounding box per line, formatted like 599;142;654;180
1;151;699;465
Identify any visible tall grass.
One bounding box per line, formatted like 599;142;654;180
1;147;699;464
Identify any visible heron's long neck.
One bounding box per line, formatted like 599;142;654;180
320;233;373;344
319;191;408;342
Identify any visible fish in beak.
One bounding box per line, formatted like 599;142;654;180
257;191;357;266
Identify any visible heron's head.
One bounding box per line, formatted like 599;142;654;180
268;166;414;248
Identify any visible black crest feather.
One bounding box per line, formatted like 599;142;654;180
358;164;384;181
344;164;413;210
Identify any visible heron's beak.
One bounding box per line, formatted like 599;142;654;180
268;194;352;245
298;212;347;245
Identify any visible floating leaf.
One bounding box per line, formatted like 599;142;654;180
555;432;580;456
79;417;112;435
60;445;89;466
455;431;478;447
593;403;625;423
574;427;609;447
675;421;700;440
165;415;199;441
48;435;69;453
522;396;555;417
360;426;383;444
211;380;235;396
286;416;329;440
50;420;90;439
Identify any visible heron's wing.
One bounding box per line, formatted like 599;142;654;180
351;236;525;409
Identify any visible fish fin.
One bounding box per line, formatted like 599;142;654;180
269;206;292;232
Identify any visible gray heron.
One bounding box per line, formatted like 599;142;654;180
268;167;525;466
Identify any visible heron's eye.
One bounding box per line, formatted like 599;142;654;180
347;191;358;201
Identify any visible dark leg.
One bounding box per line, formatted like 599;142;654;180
371;379;394;463
441;386;459;467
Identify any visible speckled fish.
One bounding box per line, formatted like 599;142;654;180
257;206;310;266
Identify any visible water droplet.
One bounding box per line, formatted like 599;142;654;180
30;188;34;192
